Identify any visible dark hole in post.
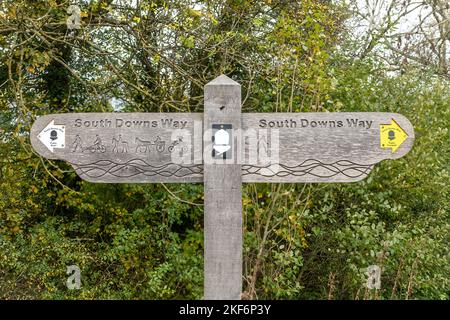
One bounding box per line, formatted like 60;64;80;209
220;105;225;110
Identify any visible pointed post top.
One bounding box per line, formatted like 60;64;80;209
205;74;240;86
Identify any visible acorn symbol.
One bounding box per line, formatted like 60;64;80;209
388;130;395;141
213;129;231;155
50;130;58;141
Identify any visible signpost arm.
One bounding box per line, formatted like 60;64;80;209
203;75;242;300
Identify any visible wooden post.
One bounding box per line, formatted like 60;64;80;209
30;78;415;300
203;75;242;300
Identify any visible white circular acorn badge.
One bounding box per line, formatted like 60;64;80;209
213;129;231;155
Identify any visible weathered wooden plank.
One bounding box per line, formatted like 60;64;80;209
240;112;414;182
203;75;242;300
30;113;204;183
30;112;415;183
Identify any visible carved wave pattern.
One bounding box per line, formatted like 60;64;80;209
72;159;203;178
242;159;374;179
72;159;373;180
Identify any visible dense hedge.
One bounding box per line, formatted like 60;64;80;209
0;0;448;299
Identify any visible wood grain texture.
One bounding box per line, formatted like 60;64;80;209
240;112;415;182
203;75;242;300
30;113;203;183
31;112;414;183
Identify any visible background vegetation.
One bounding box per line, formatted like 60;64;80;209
0;0;448;299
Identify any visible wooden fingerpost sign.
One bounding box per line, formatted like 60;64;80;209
30;75;415;300
203;76;242;299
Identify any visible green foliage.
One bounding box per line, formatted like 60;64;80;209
0;0;448;300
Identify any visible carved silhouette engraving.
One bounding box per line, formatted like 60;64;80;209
168;136;187;153
112;135;128;153
135;136;166;153
71;134;83;153
89;135;106;153
135;137;152;153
